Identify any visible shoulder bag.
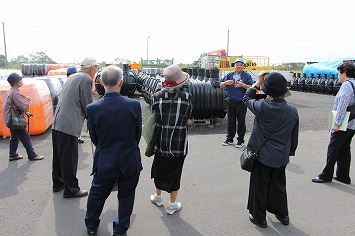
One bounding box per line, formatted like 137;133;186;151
240;105;289;172
6;93;27;129
143;111;157;157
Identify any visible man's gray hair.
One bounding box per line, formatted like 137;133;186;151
100;65;123;87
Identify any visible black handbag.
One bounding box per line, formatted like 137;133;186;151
240;148;258;172
240;105;289;172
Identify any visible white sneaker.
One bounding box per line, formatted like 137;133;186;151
150;194;163;207
166;202;182;215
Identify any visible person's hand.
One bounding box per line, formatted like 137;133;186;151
26;96;32;101
255;71;269;87
234;81;244;88
26;112;33;117
224;80;234;86
332;124;339;132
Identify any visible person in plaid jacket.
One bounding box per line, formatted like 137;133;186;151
150;65;192;215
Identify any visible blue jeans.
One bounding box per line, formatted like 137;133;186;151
9;128;37;159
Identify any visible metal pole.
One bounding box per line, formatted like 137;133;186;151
2;22;8;69
147;36;150;60
226;30;229;57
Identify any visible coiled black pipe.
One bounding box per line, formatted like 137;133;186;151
137;73;226;119
95;64;138;97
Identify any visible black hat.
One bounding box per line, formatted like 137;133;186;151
261;72;289;97
7;73;23;86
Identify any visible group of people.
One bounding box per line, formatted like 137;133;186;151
221;58;299;227
2;57;354;235
84;64;192;236
220;59;354;228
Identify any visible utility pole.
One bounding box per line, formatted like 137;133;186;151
226;30;229;57
2;22;8;69
147;36;150;60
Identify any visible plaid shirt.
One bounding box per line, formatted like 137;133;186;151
152;90;192;158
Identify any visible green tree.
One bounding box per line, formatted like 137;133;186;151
28;52;56;64
10;55;29;66
0;54;7;67
113;58;129;69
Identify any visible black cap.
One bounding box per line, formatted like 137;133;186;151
261;72;289;97
7;73;23;86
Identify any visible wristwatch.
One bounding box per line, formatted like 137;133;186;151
251;83;260;90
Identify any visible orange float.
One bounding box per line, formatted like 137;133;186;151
47;68;67;76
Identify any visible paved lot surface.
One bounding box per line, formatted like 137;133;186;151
0;90;354;236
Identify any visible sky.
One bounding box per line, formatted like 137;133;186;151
1;0;355;65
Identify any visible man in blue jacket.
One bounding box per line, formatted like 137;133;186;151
85;65;142;236
220;58;253;148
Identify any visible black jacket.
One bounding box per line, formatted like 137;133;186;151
243;88;299;168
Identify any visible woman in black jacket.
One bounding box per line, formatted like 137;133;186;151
243;72;299;228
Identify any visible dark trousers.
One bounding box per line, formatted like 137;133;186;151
52;130;80;194
85;170;140;234
226;101;247;142
248;160;288;222
9;127;37;159
318;129;354;182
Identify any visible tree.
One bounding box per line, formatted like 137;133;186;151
0;54;7;67
28;52;56;64
10;55;29;66
113;58;130;68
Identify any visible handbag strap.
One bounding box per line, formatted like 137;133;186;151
348;80;355;94
255;104;289;154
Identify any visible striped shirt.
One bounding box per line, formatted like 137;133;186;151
333;78;355;130
151;90;193;158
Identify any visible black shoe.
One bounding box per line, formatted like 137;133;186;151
311;177;331;183
275;215;289;225
78;138;84;143
63;190;88;198
235;140;244;148
87;228;97;236
52;186;64;192
249;214;267;228
222;139;233;146
113;233;127;236
333;177;351;184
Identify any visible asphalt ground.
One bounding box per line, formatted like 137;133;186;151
0;90;354;236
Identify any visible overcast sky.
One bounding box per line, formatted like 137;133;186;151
1;0;354;65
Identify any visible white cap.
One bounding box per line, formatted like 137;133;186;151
81;57;97;68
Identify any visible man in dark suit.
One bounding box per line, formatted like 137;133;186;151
85;65;143;236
